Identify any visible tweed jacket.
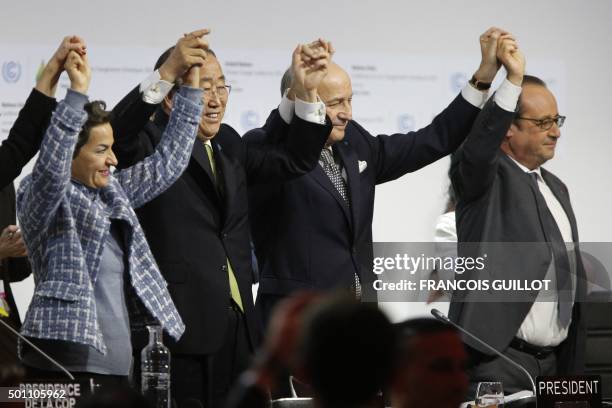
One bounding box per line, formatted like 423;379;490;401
16;88;202;353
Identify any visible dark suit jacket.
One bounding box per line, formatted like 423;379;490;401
246;94;480;306
0;89;57;189
0;183;30;365
1;183;31;328
0;89;56;332
1;89;56;367
448;99;586;374
113;97;331;354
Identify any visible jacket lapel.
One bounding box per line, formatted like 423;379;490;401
190;140;223;206
502;154;550;236
309;150;353;229
191;141;216;186
542;169;579;243
213;141;236;219
336;141;360;236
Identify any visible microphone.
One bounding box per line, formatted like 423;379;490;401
0;317;75;380
430;308;536;395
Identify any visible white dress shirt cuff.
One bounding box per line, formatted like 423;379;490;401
494;79;522;112
139;70;174;104
278;90;295;124
295;97;326;125
461;83;488;108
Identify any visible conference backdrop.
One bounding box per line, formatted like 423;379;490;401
1;0;610;321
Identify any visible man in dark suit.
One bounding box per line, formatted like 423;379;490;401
449;35;586;394
246;28;505;323
113;37;332;407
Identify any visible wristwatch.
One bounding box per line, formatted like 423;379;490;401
469;75;492;91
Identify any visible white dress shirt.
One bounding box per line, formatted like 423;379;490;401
278;91;327;125
139;70;174;103
508;157;576;347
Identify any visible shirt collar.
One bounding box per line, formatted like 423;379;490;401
506;154;542;179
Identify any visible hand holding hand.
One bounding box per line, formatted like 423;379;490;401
497;34;525;86
36;35;87;97
259;292;319;372
0;226;27;261
291;38;333;102
159;28;210;84
64;50;91;94
473;27;507;84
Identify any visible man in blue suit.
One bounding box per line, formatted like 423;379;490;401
246;28;507;323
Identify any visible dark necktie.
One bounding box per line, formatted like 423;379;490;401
319;148;361;300
528;172;572;327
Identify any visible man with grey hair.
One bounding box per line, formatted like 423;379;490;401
245;28;522;326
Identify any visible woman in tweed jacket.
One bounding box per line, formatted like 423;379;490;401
16;48;204;383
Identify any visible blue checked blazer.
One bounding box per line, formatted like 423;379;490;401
16;88;202;353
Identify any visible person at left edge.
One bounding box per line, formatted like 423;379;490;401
0;34;166;371
16;47;204;388
111;38;332;407
1;37;87;369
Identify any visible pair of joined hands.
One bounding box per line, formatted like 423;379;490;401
44;29;335;103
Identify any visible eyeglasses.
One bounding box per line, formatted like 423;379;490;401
202;84;232;100
515;115;566;130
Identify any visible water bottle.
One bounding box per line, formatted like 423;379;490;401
141;325;171;408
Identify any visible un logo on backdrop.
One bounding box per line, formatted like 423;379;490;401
450;72;468;94
241;110;260;130
397;114;415;133
2;61;22;83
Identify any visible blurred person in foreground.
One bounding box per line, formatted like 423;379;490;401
226;294;395;408
390;318;468;408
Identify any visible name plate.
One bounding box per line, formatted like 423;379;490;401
536;375;602;408
0;379;94;408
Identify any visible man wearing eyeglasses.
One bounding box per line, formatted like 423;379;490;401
449;36;586;394
111;32;333;408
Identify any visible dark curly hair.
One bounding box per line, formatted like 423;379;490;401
73;100;112;158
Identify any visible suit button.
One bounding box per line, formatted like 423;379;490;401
221;265;228;272
352;247;357;255
222;232;228;239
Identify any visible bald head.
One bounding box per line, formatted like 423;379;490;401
318;62;351;96
317;62;353;145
